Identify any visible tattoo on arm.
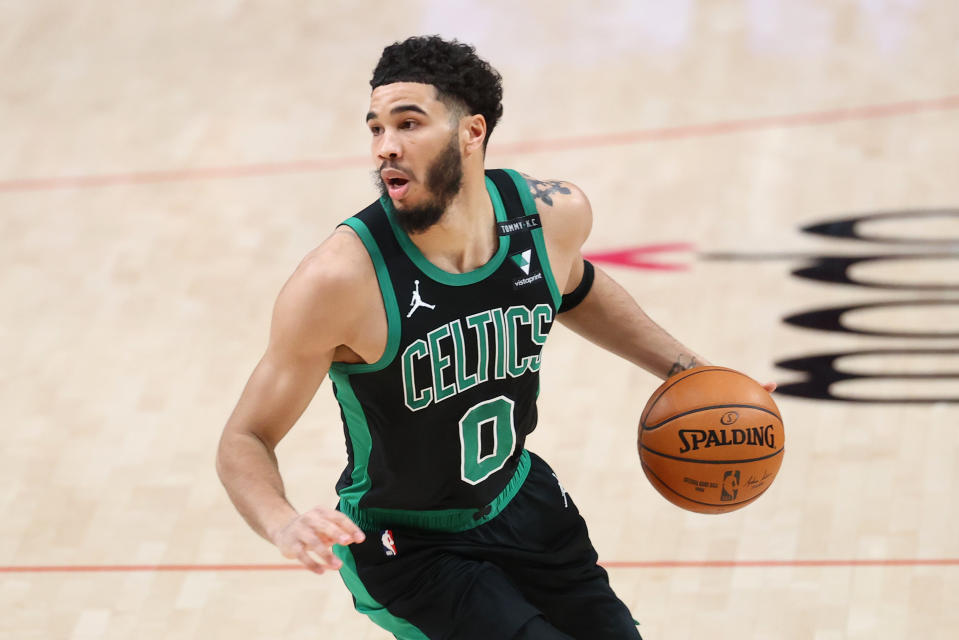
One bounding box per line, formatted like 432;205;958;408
667;355;699;377
524;176;571;207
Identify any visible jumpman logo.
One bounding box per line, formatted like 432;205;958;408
407;280;436;318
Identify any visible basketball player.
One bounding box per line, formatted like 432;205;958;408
216;36;774;639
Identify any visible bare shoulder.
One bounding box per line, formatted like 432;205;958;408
520;173;592;247
271;226;377;354
283;227;372;302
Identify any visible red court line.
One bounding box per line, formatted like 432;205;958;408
2;559;957;573
601;558;959;569
2;94;957;194
494;93;959;155
0;155;370;193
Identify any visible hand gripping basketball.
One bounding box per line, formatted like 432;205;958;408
638;366;785;514
271;505;366;574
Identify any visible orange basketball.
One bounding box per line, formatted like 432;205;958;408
638;366;785;514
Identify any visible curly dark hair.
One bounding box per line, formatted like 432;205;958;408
371;36;504;150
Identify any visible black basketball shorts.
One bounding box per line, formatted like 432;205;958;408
333;451;642;640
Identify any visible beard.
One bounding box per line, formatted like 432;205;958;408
374;133;463;235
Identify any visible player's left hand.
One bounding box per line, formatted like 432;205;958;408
271;505;366;575
762;382;777;393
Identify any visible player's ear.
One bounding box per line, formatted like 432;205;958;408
462;114;487;156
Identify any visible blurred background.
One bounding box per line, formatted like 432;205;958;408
2;1;957;638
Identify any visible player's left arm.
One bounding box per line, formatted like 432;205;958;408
530;175;759;383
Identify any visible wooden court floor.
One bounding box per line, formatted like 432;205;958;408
2;2;958;638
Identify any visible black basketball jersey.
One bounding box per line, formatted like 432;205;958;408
329;169;561;533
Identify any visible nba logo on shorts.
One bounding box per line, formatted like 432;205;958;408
721;470;740;501
380;529;397;557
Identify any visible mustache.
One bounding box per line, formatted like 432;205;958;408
377;160;413;175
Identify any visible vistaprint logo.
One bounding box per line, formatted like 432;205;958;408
513;272;543;288
510;250;532;275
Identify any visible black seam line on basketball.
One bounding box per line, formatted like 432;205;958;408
641;460;772;508
641;445;784;465
643;367;763;427
643;403;782;431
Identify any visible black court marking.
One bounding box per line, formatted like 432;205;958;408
642;403;783;431
641;460;773;509
802;209;959;245
784;299;959;339
640;444;785;466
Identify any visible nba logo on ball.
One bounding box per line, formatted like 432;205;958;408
380;530;397;557
721;470;740;501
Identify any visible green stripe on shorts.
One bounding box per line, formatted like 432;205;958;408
333;544;429;640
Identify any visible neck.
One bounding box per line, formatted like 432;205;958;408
407;168;496;274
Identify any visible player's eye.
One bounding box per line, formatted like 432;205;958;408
369;125;382;136
400;119;417;130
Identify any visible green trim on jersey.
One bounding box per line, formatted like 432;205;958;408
329;369;373;504
340;450;531;533
334;545;429;639
381;175;511;286
502;169;563;311
331;217;402;374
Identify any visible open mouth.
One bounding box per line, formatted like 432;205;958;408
384;176;410;198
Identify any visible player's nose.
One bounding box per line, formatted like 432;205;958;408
375;129;402;161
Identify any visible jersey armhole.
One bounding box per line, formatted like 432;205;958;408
502;169;563;311
330;218;402;374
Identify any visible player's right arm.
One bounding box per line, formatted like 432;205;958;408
215;228;370;574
